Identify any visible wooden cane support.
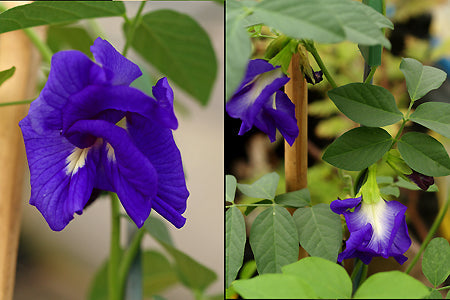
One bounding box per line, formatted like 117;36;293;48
285;53;308;192
284;52;309;259
0;26;42;299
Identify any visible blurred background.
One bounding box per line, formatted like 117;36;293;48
225;0;450;293
8;1;224;299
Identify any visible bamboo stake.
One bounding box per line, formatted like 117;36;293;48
0;26;42;299
285;52;308;192
284;52;308;260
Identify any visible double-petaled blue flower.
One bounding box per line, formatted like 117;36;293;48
330;166;411;265
19;38;189;231
226;59;299;146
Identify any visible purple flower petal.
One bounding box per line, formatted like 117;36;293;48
237;59;279;90
260;91;299;146
63;84;177;135
152;77;178;130
330;197;362;214
127;114;189;228
90;37;142;86
19;116;98;231
226;59;296;145
68;119;158;228
407;170;434;191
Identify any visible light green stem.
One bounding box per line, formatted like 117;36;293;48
391;101;414;148
306;42;338;89
405;192;450;274
122;1;147;57
23;27;53;64
109;193;122;300
363;67;377;84
0;99;33;107
117;227;145;296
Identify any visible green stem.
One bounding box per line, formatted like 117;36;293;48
351;258;368;294
122;1;147;57
305;42;338;89
437;286;450;291
117;227;145;296
225;203;274;209
363;67;377;84
109;193;122;300
23;27;53;64
391;101;414;148
0;99;33;107
405;192;450;274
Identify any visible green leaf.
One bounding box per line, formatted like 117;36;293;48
226;207;247;288
237;172;280;200
282;257;352;299
410;102;450;139
322;127;392;171
293;203;342;262
400;58;447;101
226;1;252;101
268;39;298;73
144;215;174;246
47;25;94;57
274;188;311;208
249;0;391;47
398;132;450;177
131;10;217;106
425;289;443;299
0;66;15;86
328;83;402;127
0;1;125;34
142;251;179;297
226;175;237;203
422;238;450;287
249;205;299;274
353;271;430;299
232;273;317;299
87;261;108;300
379;185;400;198
155;239;217;292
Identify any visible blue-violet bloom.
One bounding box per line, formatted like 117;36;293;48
330;166;411;265
226;59;299;146
19;37;189;231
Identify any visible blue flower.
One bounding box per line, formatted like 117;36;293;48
226;59;299;146
19;38;189;231
331;197;411;264
330;165;411;265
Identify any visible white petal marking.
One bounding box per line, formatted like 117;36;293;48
66;147;90;175
247;68;284;105
360;199;389;241
106;142;116;162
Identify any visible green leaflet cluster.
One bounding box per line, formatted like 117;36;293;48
323;58;450;177
225;173;342;289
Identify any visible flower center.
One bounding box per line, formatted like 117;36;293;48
360;199;388;239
